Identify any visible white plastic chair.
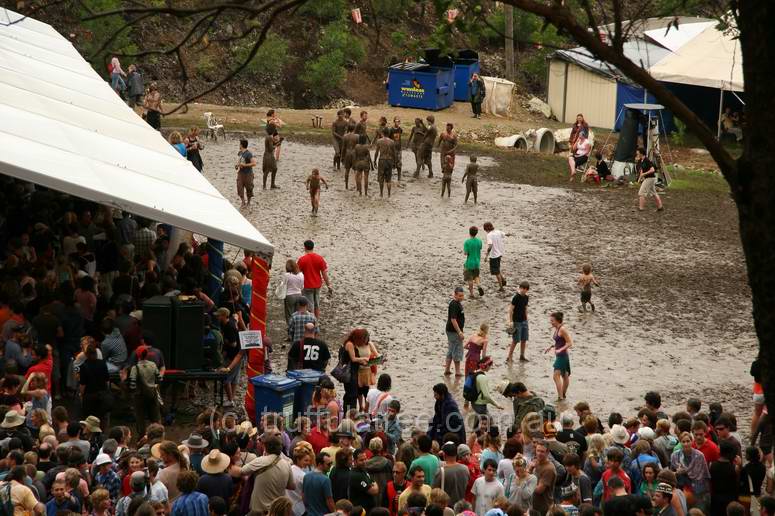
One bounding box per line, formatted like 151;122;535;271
203;112;226;141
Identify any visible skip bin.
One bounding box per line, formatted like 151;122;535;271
286;369;325;421
453;49;480;101
250;374;300;426
386;55;455;111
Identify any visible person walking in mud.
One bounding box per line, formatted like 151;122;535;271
263;125;283;189
483;222;506;292
419;115;438;178
374;116;389;145
544;311;573;401
306;168;329;216
441;155;454;198
235;138;256;208
444;286;466;377
354;135;372;196
464;226;484;298
577;264;600;312
438;123;458;170
461;156;480;204
355;110;370;144
409;118;427;177
331;110;348;170
389;117;404;182
374;128;396;198
342;123;360;190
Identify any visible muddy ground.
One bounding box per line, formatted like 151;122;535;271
198;137;756;435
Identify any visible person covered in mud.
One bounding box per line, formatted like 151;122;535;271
408;118;427;177
266;109;284;160
461;155;480;204
305;168;329;216
262;124;283;190
389;117;404;182
353;134;373;196
374;116;389;145
342;123;360;190
343;107;352;122
441;154;454;198
235;138;256;207
577;264;600;312
438;123;459;170
355;110;370;144
331;110;348;170
373;128;396;199
420;115;438;178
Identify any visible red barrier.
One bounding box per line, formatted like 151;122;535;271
245;256;270;422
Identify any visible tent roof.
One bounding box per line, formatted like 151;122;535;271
643;21;715;53
0;8;273;255
551;37;670;81
648;24;743;91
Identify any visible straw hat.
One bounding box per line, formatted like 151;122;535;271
79;416;102;433
610;424;629;445
0;411;25;429
201;449;230;474
238;421;257;438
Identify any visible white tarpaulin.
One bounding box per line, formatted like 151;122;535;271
643;21;715;53
0;8;273;255
649;24;743;91
482;76;515;117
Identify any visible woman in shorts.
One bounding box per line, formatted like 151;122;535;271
544;311;573;401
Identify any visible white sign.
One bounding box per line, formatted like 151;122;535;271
239;330;263;350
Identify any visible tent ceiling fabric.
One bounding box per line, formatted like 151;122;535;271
643;21;715;53
0;8;273;255
648;24;743;91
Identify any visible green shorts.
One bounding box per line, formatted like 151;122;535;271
553;353;571;376
464;268;480;282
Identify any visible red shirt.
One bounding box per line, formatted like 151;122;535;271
308;427;330;454
297;253;327;289
602;468;631;500
25;355;53;391
694;439;720;464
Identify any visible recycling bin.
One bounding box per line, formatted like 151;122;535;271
286;369;326;422
453;49;480;101
250;374;300;426
386;54;455;110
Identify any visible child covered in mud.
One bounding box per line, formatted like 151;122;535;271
577;263;600;312
441;154;454;198
305;168;329;216
461;155;479;204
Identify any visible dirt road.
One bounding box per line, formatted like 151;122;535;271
199;137;756;433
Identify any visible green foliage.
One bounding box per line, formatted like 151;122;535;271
78;0;138;73
671;117;687;146
232;33;290;79
319;21;365;64
301;20;365;94
299;0;347;21
390;30;408;49
371;0;413;21
195;55;217;80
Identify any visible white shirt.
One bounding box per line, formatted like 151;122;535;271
486;230;505;259
366;388;393;417
471;476;505;516
150;479;169;503
285;272;305;296
287;464;306;516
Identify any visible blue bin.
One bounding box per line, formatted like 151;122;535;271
286;369;325;421
453;50;480;102
387;61;454;111
250;374;300;426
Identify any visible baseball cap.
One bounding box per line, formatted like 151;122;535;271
94;453;112;466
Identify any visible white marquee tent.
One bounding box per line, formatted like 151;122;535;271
0;8;273;255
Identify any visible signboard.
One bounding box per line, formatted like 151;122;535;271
239;330;263;350
400;78;426;100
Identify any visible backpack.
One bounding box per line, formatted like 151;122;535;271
463;372;483;402
0;483;13;516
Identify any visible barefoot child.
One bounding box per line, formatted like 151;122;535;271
441;154;453;198
306;168;329;215
577;264;600;312
463;323;489;408
461;156;479;204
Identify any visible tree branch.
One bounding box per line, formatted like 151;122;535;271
503;0;738;183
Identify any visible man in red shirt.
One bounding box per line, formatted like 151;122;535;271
25;344;54;392
692;420;720;464
307;409;332;454
601;447;631;501
297;240;332;319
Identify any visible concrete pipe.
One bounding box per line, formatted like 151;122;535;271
513;135;529;151
534;128;556;154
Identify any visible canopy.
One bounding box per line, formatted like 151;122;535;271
552;37;670;82
0;8;273;255
648;24;743;91
643;21;714;53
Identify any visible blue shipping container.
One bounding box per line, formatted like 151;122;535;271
250;374;300;426
286;369;325;422
453;60;480;101
387;62;454;111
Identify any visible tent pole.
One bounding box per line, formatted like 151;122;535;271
717;88;724;140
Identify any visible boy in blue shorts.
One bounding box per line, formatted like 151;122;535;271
507;281;530;362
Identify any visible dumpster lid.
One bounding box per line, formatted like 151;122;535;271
455;49;479;60
286;369;326;382
389;62;430;72
250;374;301;389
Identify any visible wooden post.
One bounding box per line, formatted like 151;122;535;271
505;4;515;82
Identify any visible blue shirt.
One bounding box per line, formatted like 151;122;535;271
95;469;121;501
47;496;81;516
302;471;333;516
171;491;209;516
172;143;187;157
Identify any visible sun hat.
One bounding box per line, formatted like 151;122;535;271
1;411;25;429
656;482;673;495
495;380;511;396
201;449;230;474
150;442;162;459
129;310;143;321
94;453;113;467
181;434;209;449
79;415;102;433
638;426;656;441
238;421;258;437
610;424;629;445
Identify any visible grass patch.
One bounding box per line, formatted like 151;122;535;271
668;169;730;193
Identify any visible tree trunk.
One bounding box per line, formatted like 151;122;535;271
736;3;775;422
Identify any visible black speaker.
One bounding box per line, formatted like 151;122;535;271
142;296;174;365
173;299;205;370
614;108;642;162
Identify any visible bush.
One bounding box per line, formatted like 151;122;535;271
301;50;347;94
390;30;408;49
194;55;218;80
299;0;347;21
319;21;365;64
232;33;290;79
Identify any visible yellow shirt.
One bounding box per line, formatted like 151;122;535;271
398;484;432;511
